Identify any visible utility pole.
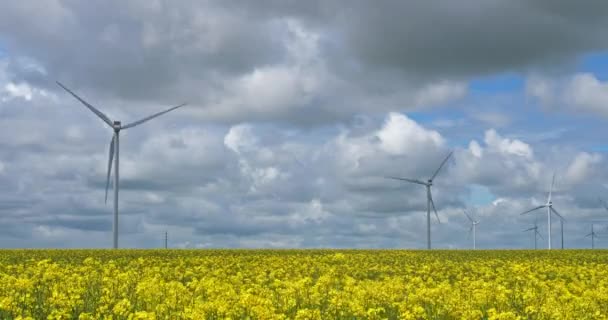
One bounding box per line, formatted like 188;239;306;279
164;231;168;249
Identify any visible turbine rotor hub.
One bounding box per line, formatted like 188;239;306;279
113;121;122;132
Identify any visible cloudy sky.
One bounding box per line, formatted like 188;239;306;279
2;0;608;249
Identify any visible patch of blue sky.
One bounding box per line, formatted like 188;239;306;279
578;51;608;80
407;108;466;125
383;53;608;154
446;138;472;149
589;145;608;153
489;88;608;145
466;184;496;206
405;111;435;123
469;73;524;94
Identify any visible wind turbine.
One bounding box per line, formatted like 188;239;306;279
56;81;186;249
520;173;565;250
386;151;453;249
599;198;608;213
463;209;479;249
585;223;598;249
523;218;543;249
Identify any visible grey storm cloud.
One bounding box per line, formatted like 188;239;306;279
317;0;608;77
3;0;608;124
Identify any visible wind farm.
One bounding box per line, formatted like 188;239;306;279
29;90;608;251
5;6;604;253
23;80;608;320
4;1;608;318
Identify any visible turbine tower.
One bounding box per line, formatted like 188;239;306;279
57;81;186;249
523;218;543;249
463;209;479;249
585;223;597;249
560;218;565;249
386;151;453;249
520;173;565;250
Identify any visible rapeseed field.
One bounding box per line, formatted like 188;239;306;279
0;249;607;319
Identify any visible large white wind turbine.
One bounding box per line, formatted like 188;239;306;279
56;82;186;249
520;173;565;250
386;151;453;249
463;209;479;249
523;218;543;250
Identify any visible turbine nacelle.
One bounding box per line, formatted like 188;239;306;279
113;121;122;131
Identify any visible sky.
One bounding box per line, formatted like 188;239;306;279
1;0;608;249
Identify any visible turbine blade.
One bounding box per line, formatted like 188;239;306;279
467;225;473;239
430;151;453;181
520;205;546;215
105;135;115;204
550;207;565;221
585;233;593;238
548;172;556;203
56;81;113;127
384;176;427;185
536;230;544;240
429;192;440;223
463;210;474;222
600;198;608;211
122;103;187;129
523;227;536;232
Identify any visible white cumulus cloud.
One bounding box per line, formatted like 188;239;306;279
377;112;444;155
526;73;608;117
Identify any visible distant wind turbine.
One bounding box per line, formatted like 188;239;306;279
386;151;453;249
600;198;608;213
56;81;186;249
523;218;543;250
463;209;479;249
520;173;565;250
585;223;598;249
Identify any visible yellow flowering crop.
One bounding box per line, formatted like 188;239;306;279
0;249;607;319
